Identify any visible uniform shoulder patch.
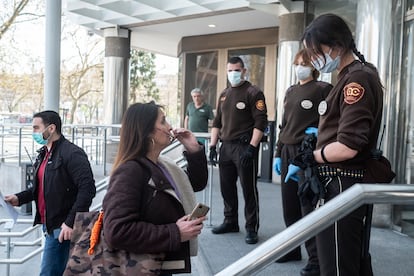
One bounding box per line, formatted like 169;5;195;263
256;100;265;111
343;82;365;104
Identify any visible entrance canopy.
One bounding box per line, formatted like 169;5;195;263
64;0;303;56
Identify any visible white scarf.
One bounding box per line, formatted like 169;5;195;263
157;155;198;256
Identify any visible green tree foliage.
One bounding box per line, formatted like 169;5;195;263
129;49;159;103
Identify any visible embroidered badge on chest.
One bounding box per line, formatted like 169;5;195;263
343;82;365;104
318;100;328;115
301;100;313;110
236;102;246;109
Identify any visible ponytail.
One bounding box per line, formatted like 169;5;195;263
351;40;366;64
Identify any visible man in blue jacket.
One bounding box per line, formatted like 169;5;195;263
5;110;96;276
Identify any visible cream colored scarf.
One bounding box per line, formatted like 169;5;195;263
157;155;198;256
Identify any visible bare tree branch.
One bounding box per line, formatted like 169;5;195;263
0;0;30;40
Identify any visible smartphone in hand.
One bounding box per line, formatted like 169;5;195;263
189;203;210;220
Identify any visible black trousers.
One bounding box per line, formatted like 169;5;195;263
317;175;370;276
280;144;318;264
218;141;259;232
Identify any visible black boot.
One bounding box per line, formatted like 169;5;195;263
211;223;239;234
275;248;302;263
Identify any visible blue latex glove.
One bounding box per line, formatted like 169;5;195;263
305;127;318;137
284;164;300;182
273;157;282;175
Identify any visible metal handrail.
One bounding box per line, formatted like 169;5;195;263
0;124;122;173
0;220;43;268
0;247;44;265
0;219;41;238
0;128;211;274
215;184;414;276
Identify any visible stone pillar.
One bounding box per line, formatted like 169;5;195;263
275;12;309;148
44;0;61;112
103;28;131;126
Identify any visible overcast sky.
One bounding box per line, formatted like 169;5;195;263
3;9;178;75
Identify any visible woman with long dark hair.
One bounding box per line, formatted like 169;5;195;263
286;14;384;276
274;49;332;276
103;102;208;275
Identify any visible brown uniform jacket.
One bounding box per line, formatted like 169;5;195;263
102;148;208;274
316;60;383;169
275;80;332;157
212;81;268;141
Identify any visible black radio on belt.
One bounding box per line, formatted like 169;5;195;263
370;149;382;160
371;125;385;160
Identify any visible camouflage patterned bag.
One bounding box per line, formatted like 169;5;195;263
64;211;165;276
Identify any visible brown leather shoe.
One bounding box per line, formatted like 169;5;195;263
211;223;239;234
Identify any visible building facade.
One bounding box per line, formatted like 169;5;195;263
64;0;414;233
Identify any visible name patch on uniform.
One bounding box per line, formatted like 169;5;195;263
318;100;327;115
343;82;365;104
301;100;313;109
236;102;246;109
256;100;265;111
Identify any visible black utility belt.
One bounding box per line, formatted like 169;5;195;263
317;165;364;179
222;136;250;144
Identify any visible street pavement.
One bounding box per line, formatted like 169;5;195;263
1;165;414;275
187;167;414;276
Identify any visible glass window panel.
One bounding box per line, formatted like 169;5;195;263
408;0;414;11
184;51;218;109
228;48;266;89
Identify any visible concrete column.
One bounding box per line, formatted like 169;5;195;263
275;13;308;144
44;0;61;112
103;28;131;125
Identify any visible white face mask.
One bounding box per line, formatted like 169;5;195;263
311;49;341;73
295;65;313;81
227;71;242;86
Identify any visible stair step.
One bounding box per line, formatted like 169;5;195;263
401;219;414;238
402;210;414;219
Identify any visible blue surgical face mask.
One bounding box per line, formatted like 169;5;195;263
295;65;313;81
311;49;341;73
32;126;50;145
227;71;242;86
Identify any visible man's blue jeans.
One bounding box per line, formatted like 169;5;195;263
40;226;70;276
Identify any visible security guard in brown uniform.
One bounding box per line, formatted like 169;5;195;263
274;49;332;276
209;56;268;244
287;14;383;276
